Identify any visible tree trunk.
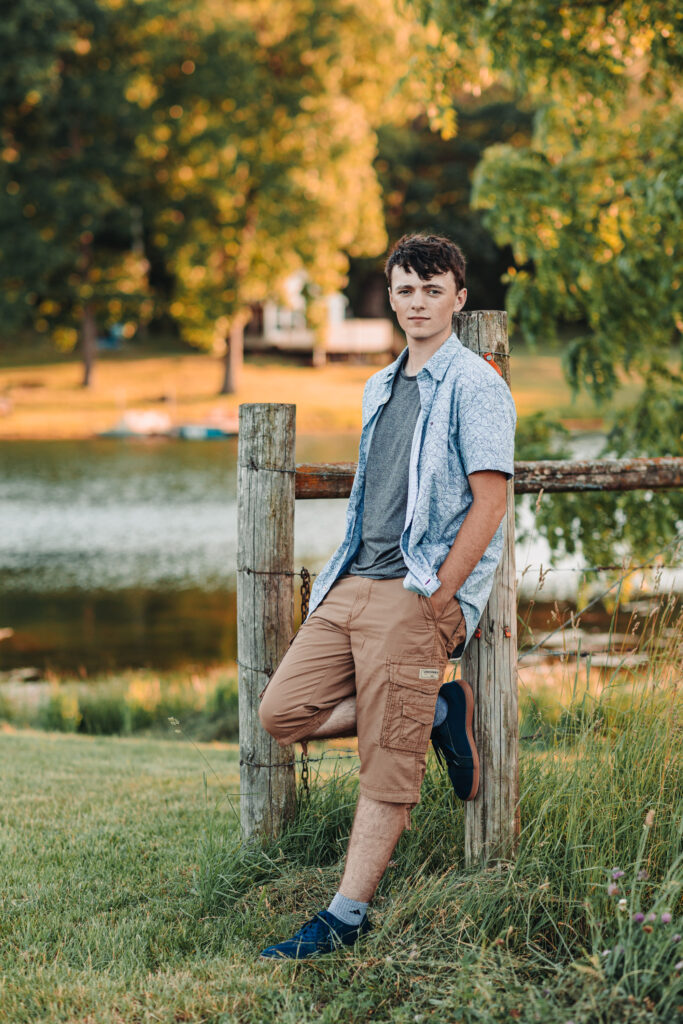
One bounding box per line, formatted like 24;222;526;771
81;304;97;388
221;312;248;395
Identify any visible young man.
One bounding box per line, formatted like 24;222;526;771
258;234;516;959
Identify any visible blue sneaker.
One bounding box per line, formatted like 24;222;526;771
431;678;479;801
259;909;371;960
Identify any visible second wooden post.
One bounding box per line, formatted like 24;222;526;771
454;310;519;866
237;403;297;838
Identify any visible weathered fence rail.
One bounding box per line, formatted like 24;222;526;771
295;456;682;499
237;308;683;868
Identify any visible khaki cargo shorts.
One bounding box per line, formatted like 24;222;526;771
258;574;467;806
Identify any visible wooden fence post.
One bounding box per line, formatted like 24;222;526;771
237;403;297;838
454;311;519;866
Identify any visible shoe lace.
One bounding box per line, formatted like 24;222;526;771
294;915;327;942
432;730;473;768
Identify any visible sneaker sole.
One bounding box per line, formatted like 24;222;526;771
457;678;479;801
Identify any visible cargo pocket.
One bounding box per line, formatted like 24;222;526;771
380;659;441;754
420;595;466;657
442;599;466;656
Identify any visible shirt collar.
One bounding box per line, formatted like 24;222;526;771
376;332;461;388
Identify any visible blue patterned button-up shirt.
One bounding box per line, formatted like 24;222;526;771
306;332;516;647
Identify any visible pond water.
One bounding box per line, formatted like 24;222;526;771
0;437;354;672
0;436;677;673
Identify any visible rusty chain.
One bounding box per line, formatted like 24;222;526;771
300;566;311;622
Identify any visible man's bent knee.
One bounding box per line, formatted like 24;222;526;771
257;691;285;741
260;690;341;746
258;689;316;745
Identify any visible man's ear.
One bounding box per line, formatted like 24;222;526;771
388;287;395;312
454;288;467;312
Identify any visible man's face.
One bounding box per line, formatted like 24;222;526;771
388;265;466;346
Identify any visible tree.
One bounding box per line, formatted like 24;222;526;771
347;98;533;317
411;0;683;562
0;0;154;386
137;0;436;392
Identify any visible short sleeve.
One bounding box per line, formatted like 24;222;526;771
455;372;516;479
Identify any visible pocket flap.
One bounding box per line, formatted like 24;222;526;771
388;660;440;694
401;700;435;725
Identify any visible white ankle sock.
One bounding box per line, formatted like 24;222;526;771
327;892;368;926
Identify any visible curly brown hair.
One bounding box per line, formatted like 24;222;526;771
385;234;466;293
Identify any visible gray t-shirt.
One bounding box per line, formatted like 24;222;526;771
348;353;420;578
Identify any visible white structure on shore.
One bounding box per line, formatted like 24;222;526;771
246;272;394;359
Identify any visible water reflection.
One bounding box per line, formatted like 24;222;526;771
3;436;676;674
0;438;354;671
1;586;237;673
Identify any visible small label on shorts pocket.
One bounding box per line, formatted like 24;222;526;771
419;668;440;680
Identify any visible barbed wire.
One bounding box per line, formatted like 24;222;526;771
517;537;682;661
524;562;667;575
289;553;680;665
173;543;681;803
240;749;359;770
293;557;679;581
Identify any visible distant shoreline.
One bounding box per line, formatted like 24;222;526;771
0;349;634;441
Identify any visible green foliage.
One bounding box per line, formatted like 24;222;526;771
36;691;81;732
126;0;426;350
77;694;129;735
348;99;533;312
1;671;240;740
514;410;571;461
520;373;683;565
410;0;683;460
473;114;683;403
0;0;154;353
1;0;431;365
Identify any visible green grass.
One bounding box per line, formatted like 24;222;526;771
0;334;647;439
0;730;243;1023
0;668;239;742
1;665;681;1023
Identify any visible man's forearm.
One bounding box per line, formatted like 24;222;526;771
435;493;507;599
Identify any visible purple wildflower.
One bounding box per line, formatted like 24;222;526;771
612;868;625;880
646;912;657;923
673;934;681;943
661;912;672;924
675;961;683;973
607;882;619;896
633;912;645;923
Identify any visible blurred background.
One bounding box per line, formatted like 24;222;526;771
0;0;680;730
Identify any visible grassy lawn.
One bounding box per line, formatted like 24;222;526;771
0;343;642;440
1;663;681;1023
0;730;244;1023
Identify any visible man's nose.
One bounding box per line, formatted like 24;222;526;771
410;294;425;310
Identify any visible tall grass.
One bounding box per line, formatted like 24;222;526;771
196;607;682;1023
0;667;239;740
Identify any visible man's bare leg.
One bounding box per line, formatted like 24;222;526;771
306;695;357;739
338;794;407;902
304;698;407;903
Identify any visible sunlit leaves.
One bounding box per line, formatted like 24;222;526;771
0;0;156;350
144;0;432;349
